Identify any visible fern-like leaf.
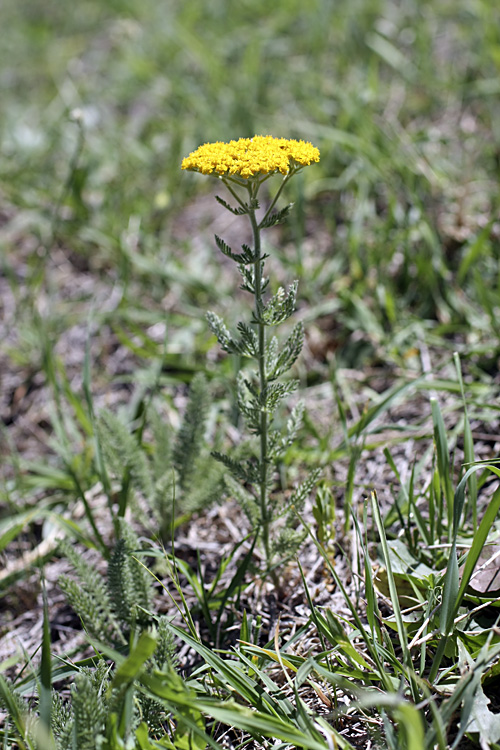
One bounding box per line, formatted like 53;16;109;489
259;202;293;229
71;668;108;750
52;692;73;749
59;542;121;642
237;373;261;433
172;373;210;490
214;234;240;262
60;542;111;612
286;468;322;517
265;336;279;379
97;409;155;500
149;405;172;482
211;451;260;484
268;321;304;380
254;280;298;326
152;468;176;518
271;526;306;560
153;617;177;671
183;457;225;512
283;400;305;448
119;520;154;613
214;235;259;264
59;576;117;643
206;311;238;353
239;265;256;294
215;195;250;215
263;380;298;412
108;523;153;627
224;474;259;525
107;538;135;625
235;322;258;357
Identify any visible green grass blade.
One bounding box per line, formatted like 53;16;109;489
295;510;395;692
454;351;477;529
0;511;38;554
457;219;494;284
0;674;29;748
456;469;500;605
430;398;454;536
439;538;460;636
432;463;500;679
370;491;416;698
110;630;158;690
168;623;294;717
194;698;330;750
38;583;52;734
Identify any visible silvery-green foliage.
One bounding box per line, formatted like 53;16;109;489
206;311;239;353
97;408;155;500
263;380;298;412
268;322;304;380
59;575;118;643
56;533;177;746
95;374;222;540
208;180;320;575
149;406;172;482
237;372;261;433
153;617;177;671
152;466;176;502
271;525;307;560
254;281;298;326
50;637;175;749
236;322;258;357
67;666;109;750
211;451;261;485
51;692;73;748
46;663;111;750
239;264;257;294
238;264;270;295
282;400;305;450
265;323;304;380
172;373;210;491
286;468;322;518
59;541;123;643
184;458;226;511
206;312;260;357
0;617;175;749
223;474;260;526
107;520;154;628
265;335;280;376
61;522;154;641
237;373;298;431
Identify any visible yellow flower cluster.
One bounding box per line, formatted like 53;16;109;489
181;135;320;179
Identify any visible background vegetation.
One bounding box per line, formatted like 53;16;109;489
1;0;500;747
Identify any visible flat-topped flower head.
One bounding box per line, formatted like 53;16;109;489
181;135;320;179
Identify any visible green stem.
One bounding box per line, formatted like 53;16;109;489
223;179;248;209
248;184;272;572
260;169;294;228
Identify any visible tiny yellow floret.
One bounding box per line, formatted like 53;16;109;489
181;135;320;178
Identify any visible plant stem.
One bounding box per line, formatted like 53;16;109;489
260;170;293;228
248;185;272;572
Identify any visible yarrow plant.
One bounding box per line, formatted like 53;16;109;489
182;135;320;580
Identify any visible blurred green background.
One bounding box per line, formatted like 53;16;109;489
1;0;500;419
